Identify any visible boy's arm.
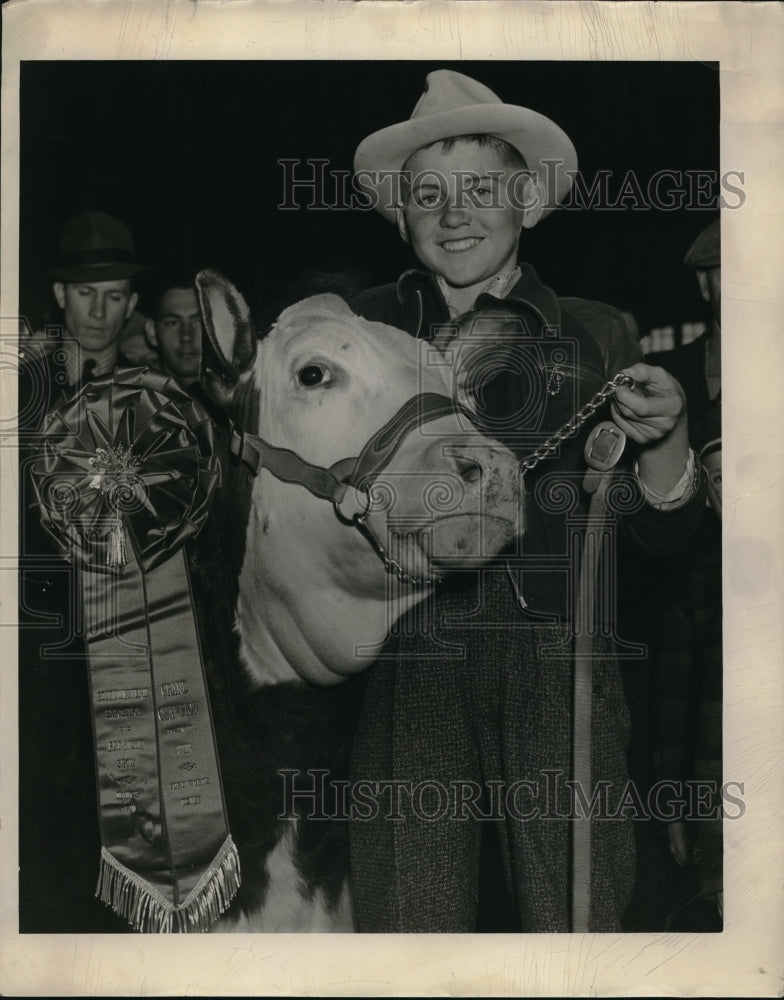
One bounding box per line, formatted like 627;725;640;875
607;361;706;556
558;300;695;499
559;296;642;373
610;362;691;497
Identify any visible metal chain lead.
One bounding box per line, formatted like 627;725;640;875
519;372;635;474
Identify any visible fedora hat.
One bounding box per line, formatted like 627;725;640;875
354;69;577;223
50;211;147;282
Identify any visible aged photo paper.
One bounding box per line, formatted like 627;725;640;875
2;0;783;995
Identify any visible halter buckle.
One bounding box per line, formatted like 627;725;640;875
333;489;372;527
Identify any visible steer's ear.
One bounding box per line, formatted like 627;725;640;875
433;305;527;353
436;305;531;412
195;269;257;407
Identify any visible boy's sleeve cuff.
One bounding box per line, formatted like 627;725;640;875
633;450;700;510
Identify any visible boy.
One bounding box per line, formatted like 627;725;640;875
347;70;704;932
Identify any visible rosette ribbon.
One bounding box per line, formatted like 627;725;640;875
31;367;239;932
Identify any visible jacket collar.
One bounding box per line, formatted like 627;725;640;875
395;261;562;332
50;345;136;393
61;341;120;385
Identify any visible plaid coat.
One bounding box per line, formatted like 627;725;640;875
350;573;636;932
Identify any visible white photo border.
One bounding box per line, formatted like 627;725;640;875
2;1;783;996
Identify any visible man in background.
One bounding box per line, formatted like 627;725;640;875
144;276;203;386
647;217;721;427
23;211;147;395
648;217;723;931
18;210;147;932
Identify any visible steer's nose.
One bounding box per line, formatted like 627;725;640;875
423;435;518;501
446;444;512;491
453;453;483;485
447;442;520;505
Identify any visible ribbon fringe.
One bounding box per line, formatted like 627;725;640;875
96;836;241;933
106;517;128;568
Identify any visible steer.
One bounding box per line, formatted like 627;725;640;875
156;270;522;931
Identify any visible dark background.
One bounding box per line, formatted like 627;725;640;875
17;57;722;935
20;60;719;332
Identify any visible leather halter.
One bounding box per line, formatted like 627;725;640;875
228;392;473;588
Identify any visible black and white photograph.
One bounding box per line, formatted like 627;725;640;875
2;1;782;996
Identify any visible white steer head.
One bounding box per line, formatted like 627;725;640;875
196;270;521;687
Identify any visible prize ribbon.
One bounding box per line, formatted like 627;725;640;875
31;367;239;932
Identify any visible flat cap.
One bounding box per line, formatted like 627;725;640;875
684;217;720;269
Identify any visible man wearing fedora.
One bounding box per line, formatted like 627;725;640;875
17;211;147;932
347;70;706;933
19;211;147;424
49;211;146;382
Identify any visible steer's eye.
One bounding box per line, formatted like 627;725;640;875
298;363;331;387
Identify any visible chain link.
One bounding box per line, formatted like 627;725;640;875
519;372;635;473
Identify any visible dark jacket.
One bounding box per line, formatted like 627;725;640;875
646;337;723;923
352;266;706;618
347;265;707;933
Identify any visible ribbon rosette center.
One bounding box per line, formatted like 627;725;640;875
88;444;144;567
88;444;143;494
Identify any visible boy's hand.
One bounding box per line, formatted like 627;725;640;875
609;363;686;444
610;363;691;498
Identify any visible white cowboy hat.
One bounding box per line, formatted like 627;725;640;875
354;69;578;222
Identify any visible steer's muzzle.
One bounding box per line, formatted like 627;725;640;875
426;436;520;505
400;436;522;565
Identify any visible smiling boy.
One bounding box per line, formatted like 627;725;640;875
347;70;705;933
397;137;533;316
